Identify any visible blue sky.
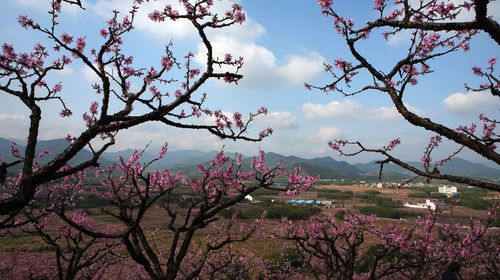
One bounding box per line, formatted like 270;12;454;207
0;0;499;166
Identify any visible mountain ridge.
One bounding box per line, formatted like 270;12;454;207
0;137;498;180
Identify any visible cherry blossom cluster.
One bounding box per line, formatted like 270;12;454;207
276;205;499;279
467;57;499;94
421;135;442;164
276;211;376;279
457;113;498;149
146;0;246;25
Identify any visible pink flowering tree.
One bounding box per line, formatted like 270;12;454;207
43;148;316;279
0;1;322;278
311;0;499;191
276;205;499;280
21;218;120;280
0;0;275;226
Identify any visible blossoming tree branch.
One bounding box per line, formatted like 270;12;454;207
310;0;499;191
0;0;277;221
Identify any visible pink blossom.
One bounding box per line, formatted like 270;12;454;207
59;108;72;118
317;0;332;12
463;1;473;10
53;83;63;93
483;122;496;139
17;15;37;29
188;68;200;78
89;101;99;114
259;127;273;139
373;0;385;10
2;43;16;59
472;66;484;76
421;155;431;164
150;86;161;99
387;138;401;150
76;37;86;52
148;10;165;22
174;89;182;98
233;112;244;129
460;42;470;51
10;141;20;157
99;28;108;38
191;106;201;118
158;144;168;159
60;33;74;44
92;83;101;94
257;106;268;115
161;56;173;70
37;80;46;87
328;140;345;151
164;5;179;18
82;113;94;127
64;134;76;142
62;55;71;64
233;11;246;24
224;53;232;63
384;79;397;87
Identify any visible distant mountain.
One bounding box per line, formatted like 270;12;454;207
254;153;365;179
308;156;364;178
435;158;500;180
101;149;220;170
1;137;499;181
355;158;500;181
0;137;113;171
0;137;17;163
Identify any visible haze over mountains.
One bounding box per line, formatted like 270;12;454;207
1;137;499;181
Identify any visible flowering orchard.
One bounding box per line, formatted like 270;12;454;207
0;0;317;278
0;0;276;222
310;0;499;191
0;0;499;279
276;206;499;280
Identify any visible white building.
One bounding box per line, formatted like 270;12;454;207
404;199;437;210
438;186;458;196
245;195;260;203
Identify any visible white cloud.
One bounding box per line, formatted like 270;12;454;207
197;35;324;88
442;91;500;113
313;127;342;142
0;115;29;140
0;114;28;121
278;54;325;86
111;123;221;151
81;66;100;83
13;0;82;15
210;17;266;42
58;66;74;76
386;29;413;46
302;100;362;118
89;1;324;88
302;100;425;120
370;106;401;120
258;111;296;128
